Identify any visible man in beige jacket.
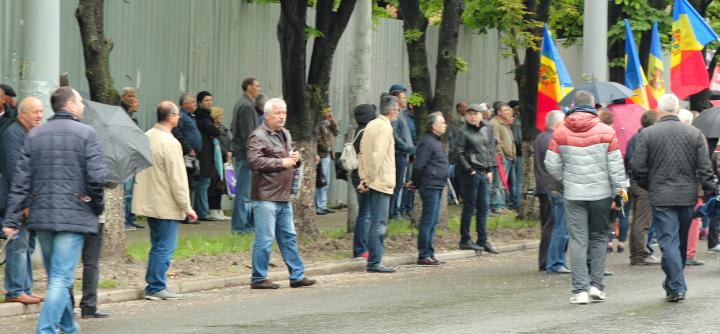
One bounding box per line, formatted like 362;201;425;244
133;101;198;300
489;102;516;214
358;95;399;273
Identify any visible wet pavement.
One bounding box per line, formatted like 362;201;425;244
4;245;719;333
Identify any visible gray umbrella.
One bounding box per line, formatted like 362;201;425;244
82;100;153;183
693;106;720;138
556;81;638;107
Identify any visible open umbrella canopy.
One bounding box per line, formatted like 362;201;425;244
82;100;153;183
557;81;637;107
608;104;645;157
693;105;720;138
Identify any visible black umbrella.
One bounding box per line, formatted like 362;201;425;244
82;100;153;183
693;106;720;138
556;81;638;107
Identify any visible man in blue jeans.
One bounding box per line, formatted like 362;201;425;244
631;94;715;302
358;95;400;273
407;112;449;265
350;104;376;258
231;78;262;234
247;98;316;289
133;101;198;300
490;102;515;214
4;88;106;334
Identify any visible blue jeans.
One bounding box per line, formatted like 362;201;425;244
4;223;36;300
194;177;211;218
251;201;305;283
123;176;136;226
460;172;490;244
352;177;370;257
618;187;631;242
400;161;414;214
511;155;522;210
390;153;408;217
145;218;179;295
231;159;253;233
418;188;442;259
648;223;655;256
367;189;391;268
315;155;332;211
36;231;84;334
652;205;694;294
546;189;568;273
491;159;511;211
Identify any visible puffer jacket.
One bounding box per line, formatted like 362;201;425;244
411;132;448;190
4;111;106;232
247;121;301;202
631;115;714;206
453;121;492;175
544;106;625;201
358;114;396;194
0;120;28;216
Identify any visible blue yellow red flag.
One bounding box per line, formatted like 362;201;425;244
646;20;663;109
624;20;650;109
537;24;573;130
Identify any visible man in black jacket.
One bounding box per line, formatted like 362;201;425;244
231;77;262;234
453;103;498;254
631;94;714;302
350;104;376;259
194;91;221;222
407;112;449;265
3;87;106;333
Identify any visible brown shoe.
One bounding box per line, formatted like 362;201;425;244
631;256;661;266
431;257;447;264
29;294;45;302
251;279;280;289
290;277;317;288
417;258;440;265
6;293;41;304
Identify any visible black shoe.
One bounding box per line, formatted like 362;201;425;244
316;210;327;215
607;245;613;253
458;241;483;251
666;293;685;302
323;209;336;214
367;265;396;273
617;245;625;253
198;216;216;221
131;222;145;228
82;310;111;319
290;277;317;288
181;219;200;225
480;242;499;254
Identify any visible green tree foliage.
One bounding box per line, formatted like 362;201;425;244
607;0;672;70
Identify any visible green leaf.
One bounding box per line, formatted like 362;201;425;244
407;93;425;107
404;29;424;43
455;56;469;74
305;26;325;40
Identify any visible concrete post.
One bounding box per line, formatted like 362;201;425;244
582;0;608;83
20;0;60;122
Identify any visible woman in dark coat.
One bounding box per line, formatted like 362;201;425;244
208;106;232;220
194;91;221;221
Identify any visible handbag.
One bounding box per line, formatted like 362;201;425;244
334;152;348;181
224;162;236;199
316;160;327;188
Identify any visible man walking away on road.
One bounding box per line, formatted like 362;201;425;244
231;77;262;234
247;98;316;289
0;97;44;305
390;89;413;220
407;112;449;265
535;110;564;273
625;110;660;266
453;103;498;254
631;94;714;302
545;91;626;304
677;109;706;266
133;101;198;301
358;95;400;273
4;87;107;334
490;102;515;214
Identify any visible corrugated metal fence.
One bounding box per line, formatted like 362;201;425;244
0;0;537;206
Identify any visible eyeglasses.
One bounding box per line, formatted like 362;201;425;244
171;112;181;117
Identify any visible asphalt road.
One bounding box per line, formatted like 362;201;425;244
4;246;720;334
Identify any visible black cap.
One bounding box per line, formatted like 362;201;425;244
0;84;16;97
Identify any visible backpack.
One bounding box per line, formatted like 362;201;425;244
340;129;364;172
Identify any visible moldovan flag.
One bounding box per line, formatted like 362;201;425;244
647;20;664;109
624;20;652;109
671;0;719;100
537;23;573;131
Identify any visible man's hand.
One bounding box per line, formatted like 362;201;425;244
487;172;493;183
21;208;29;219
186;210;198;223
495;136;501;145
316;155;320;165
282;158;296;168
471;171;476;175
325;111;335;122
2;227;18;239
189;150;196;157
611;201;619;210
290;151;300;162
358;180;369;193
406;181;417;191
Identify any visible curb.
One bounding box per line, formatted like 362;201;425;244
0;240;539;318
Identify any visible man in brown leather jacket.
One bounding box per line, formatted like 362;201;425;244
247;98;316;290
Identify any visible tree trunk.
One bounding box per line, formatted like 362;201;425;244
345;0;373;232
76;0;124;260
607;1;624;83
398;0;434;125
516;0;551;220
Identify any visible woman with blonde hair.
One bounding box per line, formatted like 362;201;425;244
207;107;232;220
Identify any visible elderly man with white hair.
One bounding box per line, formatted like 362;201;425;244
631;94;715;302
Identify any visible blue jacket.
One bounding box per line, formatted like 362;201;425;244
4;111;107;233
403;109;417;143
172;108;202;154
0;120;27;216
392;111;414;156
0;104;17;174
412;132;449;190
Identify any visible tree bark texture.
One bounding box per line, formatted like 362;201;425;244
607;1;624;84
345;0;373;231
76;0;124;260
517;142;539;220
516;0;551;220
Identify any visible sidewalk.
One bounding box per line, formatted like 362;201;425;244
0;239;539;318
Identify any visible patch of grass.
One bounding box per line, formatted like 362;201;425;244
322;228;346;239
135;215;147;223
387;219;418;236
97;279;120;289
315;251;351;262
228;266;238;273
448;212;540;232
212;272;222;276
74;281;82;290
126;233;257;261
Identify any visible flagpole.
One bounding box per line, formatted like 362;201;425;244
640;84;649;109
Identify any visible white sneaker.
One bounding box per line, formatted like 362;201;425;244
570;291;589;304
709;245;720;252
219;210;232;220
588;286;605;302
208;210;222;220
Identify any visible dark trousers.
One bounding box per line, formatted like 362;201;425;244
709;218;719;249
629;183;653;262
460;172;489;244
208;195;222;210
538;194;554;270
653;205;693;294
70;223;103;315
390;153;408;217
418;188;442;259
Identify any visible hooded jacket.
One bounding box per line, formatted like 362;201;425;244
351;104;376;179
544;105;626;201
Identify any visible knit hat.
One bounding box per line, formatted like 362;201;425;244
354;104;376;125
